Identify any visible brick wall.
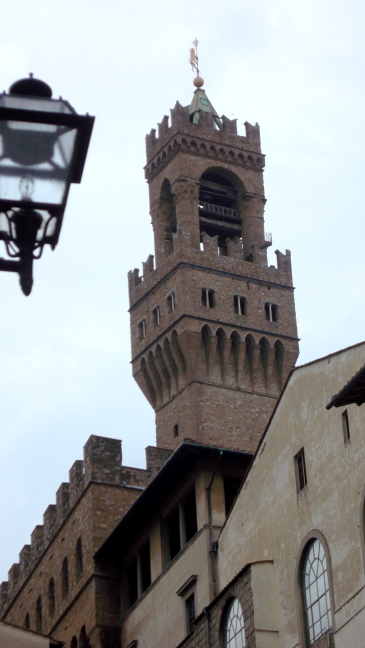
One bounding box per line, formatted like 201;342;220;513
178;566;255;648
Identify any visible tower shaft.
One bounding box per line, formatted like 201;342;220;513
129;90;299;451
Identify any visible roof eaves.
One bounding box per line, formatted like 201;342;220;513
326;362;365;409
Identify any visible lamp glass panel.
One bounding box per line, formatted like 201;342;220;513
0;124;77;205
0;211;10;238
0;95;73;114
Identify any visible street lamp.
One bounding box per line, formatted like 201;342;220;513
0;75;94;295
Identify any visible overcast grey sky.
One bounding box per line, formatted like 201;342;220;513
0;0;364;581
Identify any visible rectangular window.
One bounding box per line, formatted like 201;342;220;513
185;593;195;634
234;295;246;315
342;409;350;443
202;288;214;308
295;448;307;492
167;292;175;313
162;488;197;567
138;319;146;339
265;302;277;322
152;307;161;325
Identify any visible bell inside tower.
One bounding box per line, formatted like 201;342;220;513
198;170;243;255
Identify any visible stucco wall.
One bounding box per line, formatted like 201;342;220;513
218;342;365;648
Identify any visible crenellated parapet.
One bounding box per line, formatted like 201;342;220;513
0;435;172;615
145;104;264;183
128;238;293;307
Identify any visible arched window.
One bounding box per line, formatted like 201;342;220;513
222;597;246;648
35;596;42;633
301;538;332;645
62;557;69;598
79;625;91;648
48;577;55;616
24;612;30;629
76;537;83;579
70;637;78;648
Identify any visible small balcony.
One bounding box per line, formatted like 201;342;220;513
198;201;239;221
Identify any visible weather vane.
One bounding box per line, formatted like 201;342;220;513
189;39;204;88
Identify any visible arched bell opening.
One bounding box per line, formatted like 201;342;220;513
198;168;245;256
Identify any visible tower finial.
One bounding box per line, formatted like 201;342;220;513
189;38;204;88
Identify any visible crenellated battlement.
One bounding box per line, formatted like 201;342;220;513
128;235;293;307
0;435;172;614
145;101;263;182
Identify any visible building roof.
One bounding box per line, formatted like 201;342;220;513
95;441;252;561
326;362;365;409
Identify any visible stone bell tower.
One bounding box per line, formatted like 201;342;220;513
128;76;299;453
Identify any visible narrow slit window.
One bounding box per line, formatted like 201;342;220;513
167;292;175;313
35;596;42;633
152;307;161;325
265;302;277;322
138;319;146;339
295;449;307;492
76;537;83;578
173;424;179;438
202;288;214;308
342;409;350;443
234;295;246;315
62;557;69;599
48;578;55;616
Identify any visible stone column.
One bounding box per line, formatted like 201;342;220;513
240;194;267;263
172;178;201;252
